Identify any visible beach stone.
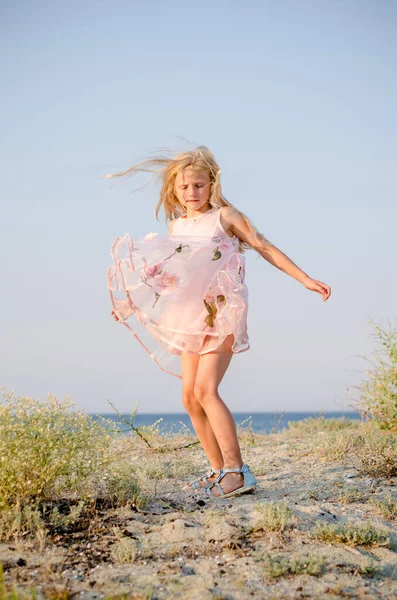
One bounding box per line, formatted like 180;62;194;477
181;565;196;575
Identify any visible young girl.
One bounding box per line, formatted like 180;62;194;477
106;146;331;499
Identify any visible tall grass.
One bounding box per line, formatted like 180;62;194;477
355;320;397;432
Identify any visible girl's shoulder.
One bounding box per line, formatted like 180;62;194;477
219;205;240;230
220;205;238;218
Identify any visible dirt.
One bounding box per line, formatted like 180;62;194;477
1;432;397;599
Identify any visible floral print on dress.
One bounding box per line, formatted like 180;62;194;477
212;246;222;261
238;264;246;283
141;243;188;306
142;261;164;280
203;293;227;328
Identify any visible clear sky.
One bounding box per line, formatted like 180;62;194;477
1;0;396;414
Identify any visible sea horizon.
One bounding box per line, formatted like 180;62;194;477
91;410;361;435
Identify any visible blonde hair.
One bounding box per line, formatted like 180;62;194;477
102;145;268;253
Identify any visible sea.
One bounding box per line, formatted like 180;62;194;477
93;411;361;435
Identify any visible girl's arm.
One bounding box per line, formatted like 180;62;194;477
221;206;331;302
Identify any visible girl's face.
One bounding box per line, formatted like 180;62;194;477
174;168;211;212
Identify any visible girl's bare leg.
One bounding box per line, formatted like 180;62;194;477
193;334;244;496
181;351;223;475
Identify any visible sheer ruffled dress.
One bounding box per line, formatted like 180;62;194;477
107;207;249;378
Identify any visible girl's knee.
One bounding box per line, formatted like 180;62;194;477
182;390;201;413
193;382;217;406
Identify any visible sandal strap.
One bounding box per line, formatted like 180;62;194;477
206;464;254;489
219;467;243;474
203;481;225;497
188;468;220;487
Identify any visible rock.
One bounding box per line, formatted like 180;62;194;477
181;565;196;575
0;559;17;571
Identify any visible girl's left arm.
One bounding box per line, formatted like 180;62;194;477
222;207;331;302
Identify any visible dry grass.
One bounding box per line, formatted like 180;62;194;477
0;564;71;599
284;415;360;438
338;486;367;504
358;431;397;477
369;493;397;520
283;419;397;481
0;502;47;546
282;321;397;481
110;527;138;563
105;461;150;509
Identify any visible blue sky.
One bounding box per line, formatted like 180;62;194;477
1;0;396;414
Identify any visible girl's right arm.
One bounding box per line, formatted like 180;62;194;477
222;206;331;302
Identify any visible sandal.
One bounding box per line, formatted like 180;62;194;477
183;468;221;491
202;464;257;499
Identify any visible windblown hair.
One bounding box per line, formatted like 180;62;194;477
102;145;269;253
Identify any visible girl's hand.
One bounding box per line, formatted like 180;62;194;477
303;277;331;301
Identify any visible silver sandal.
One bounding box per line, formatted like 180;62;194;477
202;464;257;499
184;468;221;491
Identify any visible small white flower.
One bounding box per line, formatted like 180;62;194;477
144;232;158;241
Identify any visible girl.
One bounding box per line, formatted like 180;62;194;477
106;146;331;499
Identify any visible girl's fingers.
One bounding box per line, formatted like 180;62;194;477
310;279;331;300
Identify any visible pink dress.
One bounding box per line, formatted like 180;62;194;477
108;207;249;378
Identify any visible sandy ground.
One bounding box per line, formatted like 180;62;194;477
1;429;397;599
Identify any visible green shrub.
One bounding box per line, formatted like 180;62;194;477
359;558;379;578
356;320;397;432
313;521;390;548
0;391;113;509
262;554;325;579
251;501;294;533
